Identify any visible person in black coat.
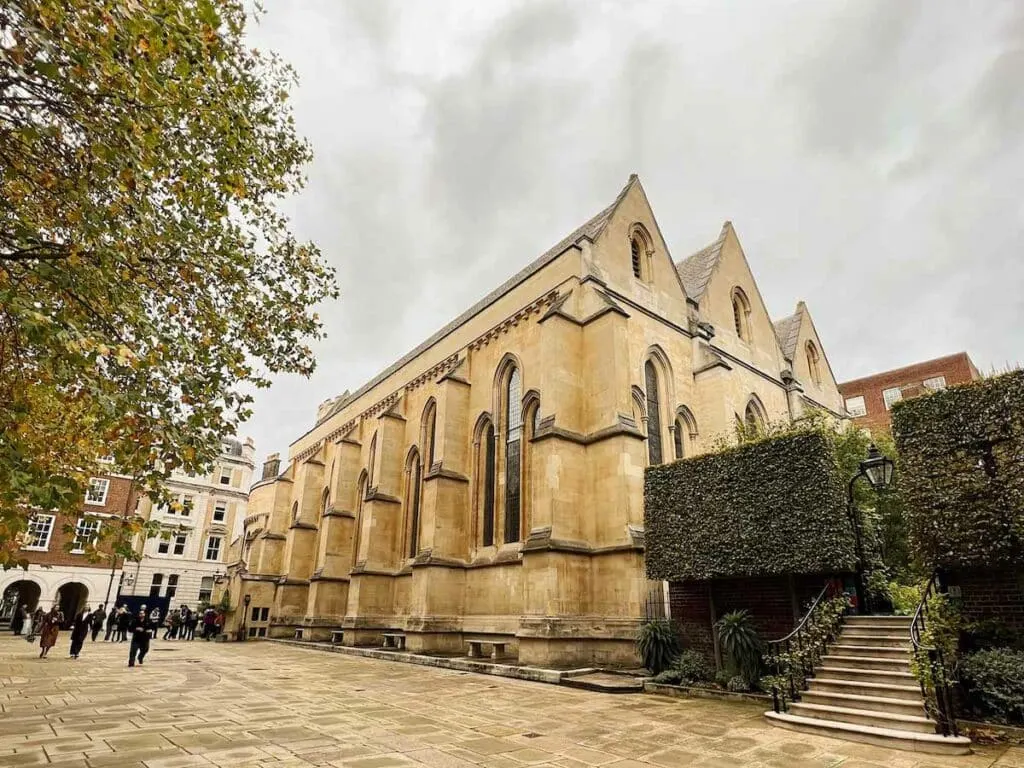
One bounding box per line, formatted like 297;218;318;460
10;604;25;635
128;607;151;667
69;607;91;658
116;605;132;642
89;603;106;641
104;605;119;641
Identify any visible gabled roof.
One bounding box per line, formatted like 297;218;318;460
674;222;730;300
315;176;639;427
773;305;804;361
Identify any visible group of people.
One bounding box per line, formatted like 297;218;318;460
9;601;228;664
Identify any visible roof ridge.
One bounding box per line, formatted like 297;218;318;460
312;177;636;429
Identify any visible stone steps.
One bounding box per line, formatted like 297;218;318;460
764;613;970;754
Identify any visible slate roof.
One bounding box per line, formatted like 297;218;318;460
674;222;729;300
316;176;638;426
773;311;801;361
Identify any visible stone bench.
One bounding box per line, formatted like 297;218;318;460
467;639;509;660
330;630;344;645
382;632;406;650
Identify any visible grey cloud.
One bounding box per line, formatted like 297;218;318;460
239;0;1024;460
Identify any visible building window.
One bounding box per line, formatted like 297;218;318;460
805;341;822;386
422;401;437;468
166;574;178;599
23;514;55;551
71;518;101;553
406;450;422;558
482;421;496;547
172;533;187;556
353;473;367;564
213;501;227;523
923;376;947;391
85;477;110;505
645;361;663;465
845;396;867;417
259;607;269;621
504;366;522;543
744;398;766;434
157;537;170;554
219;467;232;485
367;432;377;487
150;573;163;598
732;288;751;342
883;387;903;410
198;576;214;604
180;494;193;517
631;236;643;279
205;536;222;561
673;419;685;460
97;455;115;464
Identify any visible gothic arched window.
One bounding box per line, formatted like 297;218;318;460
673;419;685;460
504;367;522;543
806;341;822;386
367;432;377;487
406;449;422;558
422;400;437;468
482;421;496;546
744;398;766;435
631;236;643;279
353;472;367;565
645;360;663;466
732;288;751;341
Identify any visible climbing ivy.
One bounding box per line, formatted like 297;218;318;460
892;370;1024;569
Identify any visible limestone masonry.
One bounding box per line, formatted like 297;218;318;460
220;175;845;666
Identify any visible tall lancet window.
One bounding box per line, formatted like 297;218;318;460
645;360;663;465
483;423;496;546
504;367;522;543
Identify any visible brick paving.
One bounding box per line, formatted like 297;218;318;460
0;634;1017;768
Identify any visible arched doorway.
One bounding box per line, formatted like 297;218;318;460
1;580;41;623
57;582;89;627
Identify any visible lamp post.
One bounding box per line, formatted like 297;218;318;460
239;593;251;642
847;443;895;615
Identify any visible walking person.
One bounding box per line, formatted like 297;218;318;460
162;609;180;640
10;604;26;635
69;607;90;658
117;604;132;642
90;603;106;641
202;607;216;640
38;606;63;658
26;607;43;641
184;608;198;641
128;606;152;667
148;606;162;640
104;604;119;641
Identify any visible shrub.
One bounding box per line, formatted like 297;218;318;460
727;675;748;693
888;581;922;616
672;649;714;684
959;648;1024;724
636;619;680;674
645;431;855;580
715;669;733;688
715;610;764;688
892;370;1024;569
963;617;1020;652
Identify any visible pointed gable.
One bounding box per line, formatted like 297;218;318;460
675;223;730;301
773;310;803;362
776;301;845;414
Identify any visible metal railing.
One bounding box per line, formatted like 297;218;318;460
910;569;959;737
765;582;844;713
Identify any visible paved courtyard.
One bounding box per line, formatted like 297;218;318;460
0;635;1017;768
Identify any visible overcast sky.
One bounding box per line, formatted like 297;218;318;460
240;0;1024;461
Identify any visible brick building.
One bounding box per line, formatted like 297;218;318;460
0;468;140;627
838;352;981;432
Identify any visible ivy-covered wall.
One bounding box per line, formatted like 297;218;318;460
892;370;1024;569
644;431;855;581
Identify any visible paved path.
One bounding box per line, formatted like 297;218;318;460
0;634;1016;768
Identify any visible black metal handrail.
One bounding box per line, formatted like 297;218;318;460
910;569;959;737
766;581;843;713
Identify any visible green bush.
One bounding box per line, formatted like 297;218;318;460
672;649;715;684
636;619;680;674
645;431;855;580
888;581;922;616
963;617;1021;652
959;648;1024;724
892;370;1024;569
714;669;733;688
727;675;748;693
715;610;764;688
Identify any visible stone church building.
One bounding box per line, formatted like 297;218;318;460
221;175;845;666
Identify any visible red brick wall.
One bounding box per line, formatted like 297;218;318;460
669;575;830;663
22;473;137;570
947;568;1024;634
838;352;980;432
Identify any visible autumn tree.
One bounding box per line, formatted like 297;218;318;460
0;0;338;565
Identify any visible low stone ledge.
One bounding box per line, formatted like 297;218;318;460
267;638;594;685
643;681;770;705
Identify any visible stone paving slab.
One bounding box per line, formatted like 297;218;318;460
0;635;1018;768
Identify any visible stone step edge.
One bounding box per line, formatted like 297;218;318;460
839;632;912;640
764;711;971;755
810;678;921;694
789;701;935;728
819;666;916;680
831;644;909;653
821;655;910;667
845;616;915;622
801;690;925;710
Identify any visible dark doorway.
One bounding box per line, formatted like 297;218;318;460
1;580;42;623
57;582;89;627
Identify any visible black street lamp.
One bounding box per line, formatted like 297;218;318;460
847;443;895;615
239;593;251;641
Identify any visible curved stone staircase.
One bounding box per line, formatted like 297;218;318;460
765;615;971;755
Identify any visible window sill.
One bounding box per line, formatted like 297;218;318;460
84;499;107;506
22;545;49;552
